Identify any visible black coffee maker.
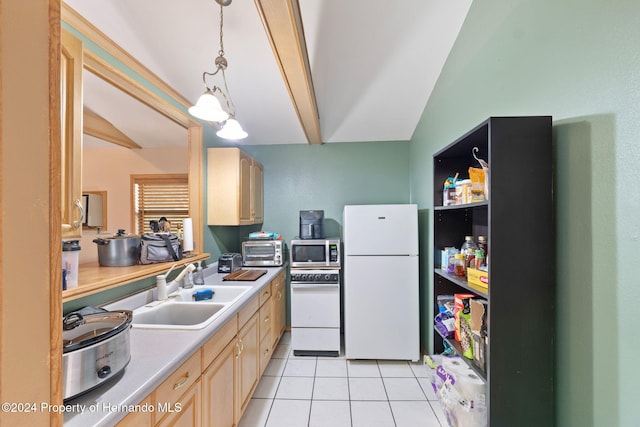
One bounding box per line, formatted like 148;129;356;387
299;210;325;239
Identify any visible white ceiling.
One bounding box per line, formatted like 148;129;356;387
64;0;472;146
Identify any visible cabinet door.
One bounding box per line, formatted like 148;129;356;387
251;161;264;223
116;395;152;427
271;272;286;347
236;312;259;422
156;381;201;427
238;153;252;223
202;339;237;427
60;30;83;238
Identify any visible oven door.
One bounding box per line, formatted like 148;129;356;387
290;283;340;328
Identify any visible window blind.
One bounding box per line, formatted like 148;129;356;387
132;174;189;234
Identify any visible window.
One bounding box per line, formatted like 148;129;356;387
132;174;189;234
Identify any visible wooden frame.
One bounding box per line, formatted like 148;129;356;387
82;190;108;230
60;4;206;302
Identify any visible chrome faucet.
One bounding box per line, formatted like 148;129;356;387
156;263;197;300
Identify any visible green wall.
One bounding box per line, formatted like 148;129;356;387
203;141;412;257
409;1;640;426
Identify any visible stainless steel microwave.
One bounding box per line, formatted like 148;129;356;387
242;240;284;266
290;238;340;269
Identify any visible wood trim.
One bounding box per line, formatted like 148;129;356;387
84;108;141;149
188;126;204;253
254;0;322;144
60;2;206;303
61;3;193;110
83;190;108;230
49;1;64;422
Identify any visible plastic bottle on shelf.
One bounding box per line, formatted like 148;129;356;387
460;236;478;269
474;249;486;270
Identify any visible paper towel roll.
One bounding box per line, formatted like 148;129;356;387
182;218;194;251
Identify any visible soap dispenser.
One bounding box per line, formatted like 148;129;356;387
193;261;205;286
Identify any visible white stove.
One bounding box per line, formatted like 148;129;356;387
290;268;341;357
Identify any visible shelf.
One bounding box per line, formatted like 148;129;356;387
434;200;489;211
63;252;211;303
434;269;488;298
433;325;486;380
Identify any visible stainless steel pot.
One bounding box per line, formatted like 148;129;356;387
93;229;141;266
62;309;132;401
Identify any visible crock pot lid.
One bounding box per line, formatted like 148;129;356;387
62;310;132;353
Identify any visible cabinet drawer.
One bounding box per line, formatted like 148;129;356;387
155;350;202;407
116;395;152;426
259;334;272;376
202;316;238;369
238;294;259;329
259;283;272;306
259;301;271;341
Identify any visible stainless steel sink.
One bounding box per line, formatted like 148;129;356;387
131;302;227;330
172;285;251;304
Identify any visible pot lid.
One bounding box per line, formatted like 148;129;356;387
62;310;132;353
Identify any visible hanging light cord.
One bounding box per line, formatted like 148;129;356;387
201;0;237;118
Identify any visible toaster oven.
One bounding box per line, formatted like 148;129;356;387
242;239;284;266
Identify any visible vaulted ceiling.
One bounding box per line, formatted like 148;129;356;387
64;0;472;146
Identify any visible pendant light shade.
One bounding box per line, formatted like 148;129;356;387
216;118;248;140
188;88;229;122
188;0;247;140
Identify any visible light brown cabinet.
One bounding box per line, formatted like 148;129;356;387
60;29;84;238
117;273;284;427
207;148;264;225
270;270;287;348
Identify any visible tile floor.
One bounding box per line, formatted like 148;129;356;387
238;333;447;427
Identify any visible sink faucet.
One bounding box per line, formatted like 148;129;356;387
156;263;197;300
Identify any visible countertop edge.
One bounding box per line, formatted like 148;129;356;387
63;265;285;427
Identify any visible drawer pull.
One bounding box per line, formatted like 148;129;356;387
263;348;270;356
173;372;190;390
264;316;270;323
277;290;282;301
235;342;240;359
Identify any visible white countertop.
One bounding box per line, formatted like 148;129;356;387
63;264;285;427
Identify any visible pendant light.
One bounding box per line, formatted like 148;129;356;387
188;0;247;140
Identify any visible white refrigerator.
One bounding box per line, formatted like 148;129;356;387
343;204;419;361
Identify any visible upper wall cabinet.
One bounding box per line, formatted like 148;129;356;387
60;29;83;238
207;148;264;225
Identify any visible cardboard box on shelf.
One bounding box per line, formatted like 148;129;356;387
467;267;489;290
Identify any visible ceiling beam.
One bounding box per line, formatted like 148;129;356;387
254;0;322;144
83;108;142;149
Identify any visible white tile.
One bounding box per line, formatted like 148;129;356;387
417;377;439;401
349;377;387;401
275;376;314;400
273;343;291;359
409;361;430;378
238;398;272;427
316;359;347;377
283;358;317;377
390;401;442;427
378;360;414;377
350;401;395;427
266;399;311;427
264;357;287;377
347;360;380;377
253;376;280;399
429;400;449;427
312;377;349;400
383;377;427;401
309;400;351;427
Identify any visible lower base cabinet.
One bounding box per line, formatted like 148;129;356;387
202;339;236;427
117;274;284;427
